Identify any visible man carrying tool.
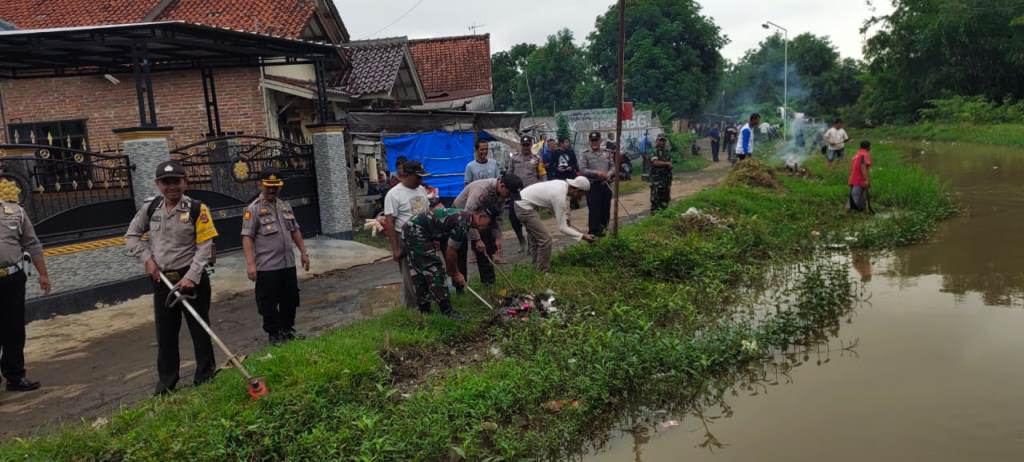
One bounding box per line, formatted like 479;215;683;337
241;167;310;345
125;161;218;395
402;207;493;317
0;197;50;392
579;131;615;236
649;134;673;213
515;176;595;272
453;174;524;287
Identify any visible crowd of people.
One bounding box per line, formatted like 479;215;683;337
0;115;874;397
381;132;622;319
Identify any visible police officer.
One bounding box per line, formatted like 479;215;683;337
578;131;616;236
0;198;49;392
402;207;492;317
241;167;310;344
125;160;218;395
649;134;673;213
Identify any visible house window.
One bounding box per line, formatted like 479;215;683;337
8;119;89;150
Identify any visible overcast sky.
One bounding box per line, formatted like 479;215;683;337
335;0;894;62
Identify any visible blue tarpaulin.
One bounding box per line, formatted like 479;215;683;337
383;131;490;198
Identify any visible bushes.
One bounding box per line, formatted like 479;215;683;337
918;95;1024;124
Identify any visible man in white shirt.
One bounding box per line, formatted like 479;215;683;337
383;161;430;308
823;118;850;168
515;176;596;272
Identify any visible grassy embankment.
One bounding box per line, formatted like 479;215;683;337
1;144;952;461
861;123;1024;146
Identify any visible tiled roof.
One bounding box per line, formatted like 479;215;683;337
0;0;161;29
336;37;408;96
408;34;491;102
157;0;316;39
0;0;316;38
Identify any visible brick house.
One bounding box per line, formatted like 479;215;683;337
0;0;426;151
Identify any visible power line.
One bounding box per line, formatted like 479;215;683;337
358;0;426;40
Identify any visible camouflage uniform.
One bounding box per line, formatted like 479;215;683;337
401;208;472;312
649;146;673;212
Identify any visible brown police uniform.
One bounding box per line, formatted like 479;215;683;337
241;194;301;340
124;161;218;394
0;200;43;389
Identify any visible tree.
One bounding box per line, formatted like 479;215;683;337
718;33;862;120
491;43;537;111
556;114;571;141
852;0;1024;124
523;29;593;115
587;0;727;117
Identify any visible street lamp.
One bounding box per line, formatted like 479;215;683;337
762;21;788;138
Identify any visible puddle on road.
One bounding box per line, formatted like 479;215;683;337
585;142;1024;461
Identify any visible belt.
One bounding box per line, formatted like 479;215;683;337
161;268;191;284
0;262;23;278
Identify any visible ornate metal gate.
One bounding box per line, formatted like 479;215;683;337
0;144;134;244
171;135;319;251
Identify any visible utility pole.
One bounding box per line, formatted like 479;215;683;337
612;0;625;236
521;60;536;119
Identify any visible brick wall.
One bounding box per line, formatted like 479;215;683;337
0;67;269;150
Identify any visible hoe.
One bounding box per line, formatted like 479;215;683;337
160;272;269;400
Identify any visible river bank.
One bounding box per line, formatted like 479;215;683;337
861;123;1024;146
586;139;1024;461
1;146;953;460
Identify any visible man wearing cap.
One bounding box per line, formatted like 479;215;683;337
384;160;431;309
578;131;616;236
649;135;674;213
506;135;546;254
125;161;218;395
0;196;50;392
515;176;595;272
453;174;523;286
402;207;492;317
241;167;310;344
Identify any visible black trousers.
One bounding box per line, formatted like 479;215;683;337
153;270;215;394
587;181;613;235
456;227;496;284
0;270;27;381
711;140;721;161
255;267;299;335
507;200;525;243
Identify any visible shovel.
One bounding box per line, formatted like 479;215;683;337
159;272;268;400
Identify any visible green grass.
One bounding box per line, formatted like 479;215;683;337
352;227;390;250
860;123;1024;146
0;143;953;461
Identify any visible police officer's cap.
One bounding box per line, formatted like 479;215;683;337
589;131;601;141
155;161;186;180
520;135;533;145
402;160;429;177
259;167;285;187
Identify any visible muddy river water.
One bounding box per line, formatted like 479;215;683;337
586;142;1024;461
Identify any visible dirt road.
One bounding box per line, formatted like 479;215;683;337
0;148;729;439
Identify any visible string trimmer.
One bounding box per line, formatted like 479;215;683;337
160;272;269;400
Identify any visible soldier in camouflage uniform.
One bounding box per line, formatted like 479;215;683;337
649;135;674;213
402;207;492;317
